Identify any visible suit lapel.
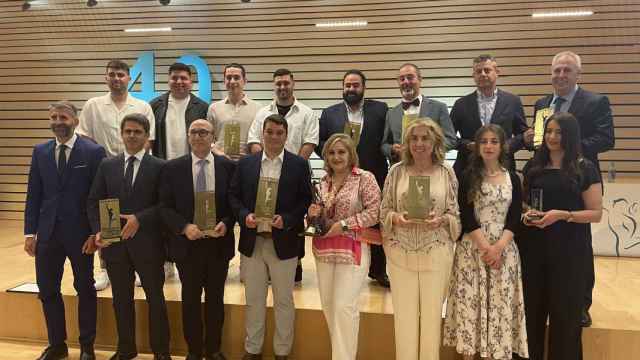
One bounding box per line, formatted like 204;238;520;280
567;87;584;117
129;153;143;194
419;95;429;117
61;139;82;186
45;141;61;187
213;155;224;216
490;90;507;124
468;92;482;127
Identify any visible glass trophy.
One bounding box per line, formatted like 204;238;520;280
255;177;279;231
528;188;544;220
406;176;432;220
99;198;121;243
301;180;327;236
194;191;217;236
224;122;241;156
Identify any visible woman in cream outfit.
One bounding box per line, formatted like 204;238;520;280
380;119;461;360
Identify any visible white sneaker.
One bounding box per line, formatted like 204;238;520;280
164;262;176;281
134;272;142;287
94;269;110;291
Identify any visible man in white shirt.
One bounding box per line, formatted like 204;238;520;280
208;63;261;160
77;59;156;291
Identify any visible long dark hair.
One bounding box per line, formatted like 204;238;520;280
463;124;509;203
523;112;583;197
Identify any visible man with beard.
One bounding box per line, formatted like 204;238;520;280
316;69;391;288
78;59;156;291
208;63;261;160
450;54;528;178
381;63;456;164
24;101;106;360
247;68;319;284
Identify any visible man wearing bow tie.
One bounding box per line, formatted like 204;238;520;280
381;63;456;164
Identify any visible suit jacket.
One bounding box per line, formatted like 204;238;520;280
229;151;312;260
451;89;528;176
381;95;457;163
533;87;615;174
24;135;106;244
87;153;166;262
158;153;237;262
150;92;209;159
316;99;389;188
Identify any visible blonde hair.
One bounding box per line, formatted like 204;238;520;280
322;133;359;175
552;51;582;71
401;118;446;166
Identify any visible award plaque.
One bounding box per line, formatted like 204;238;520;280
223;122;241;156
343;121;362;147
406;176;432;220
99;198;121;243
194;191;217;235
255;177;279;230
533;108;552;148
528;188;544;220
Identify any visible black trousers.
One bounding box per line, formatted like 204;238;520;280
368;244;387;277
518;225;586;360
176;240;230;356
584;230;594;310
35;225;96;348
104;245;170;356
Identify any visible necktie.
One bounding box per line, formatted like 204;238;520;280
554;97;566;113
124;157;135;193
196;159;208;192
57;144;67;175
401;98;421;111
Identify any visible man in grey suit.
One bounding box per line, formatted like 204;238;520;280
382;63;456;163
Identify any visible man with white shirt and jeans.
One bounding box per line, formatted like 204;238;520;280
247;68;319;284
77;59;156;291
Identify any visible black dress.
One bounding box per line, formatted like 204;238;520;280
517;159;601;360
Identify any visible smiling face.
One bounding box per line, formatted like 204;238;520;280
105;67;130;94
274;74;294;104
477;130;502;163
473;60;499;93
326;140;351;174
397;64;421;101
551;55;580;97
262;120;287;155
188;120;214;157
544;119;563;152
49;108;78;141
168;70;193;99
408;125;434;163
121;120;149;155
224;66;246;95
342;73;365;105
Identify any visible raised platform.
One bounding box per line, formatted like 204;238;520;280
1;220;639;359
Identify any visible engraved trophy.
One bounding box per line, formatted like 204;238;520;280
528;188;544;220
99;198;121;243
406;176;432;220
301;180;327;236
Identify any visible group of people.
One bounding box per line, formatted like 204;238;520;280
23;49;614;360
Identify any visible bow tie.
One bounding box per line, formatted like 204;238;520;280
402;98;420;110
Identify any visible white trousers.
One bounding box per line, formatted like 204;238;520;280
387;245;453;360
315;244;371;360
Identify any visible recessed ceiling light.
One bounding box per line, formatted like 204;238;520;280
124;27;173;33
315;20;368;28
531;10;594;18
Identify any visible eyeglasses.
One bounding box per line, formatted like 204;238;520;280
189;129;211;137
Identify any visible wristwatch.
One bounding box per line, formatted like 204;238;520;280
340;220;349;232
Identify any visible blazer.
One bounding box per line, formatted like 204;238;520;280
24;135;106;244
451;89;528;176
533;87;615;174
229;150;312;260
87;153;166;262
158;153;237;262
316;99;389;188
381;95;457;162
150;92;209;159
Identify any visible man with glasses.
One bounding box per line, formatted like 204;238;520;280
159;120;236;360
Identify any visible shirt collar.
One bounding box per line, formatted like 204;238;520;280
344;99;365;113
476;88;498;100
224;94;248;105
124;148;146;163
169;93;191;104
262;149;285;163
104;92;135;107
192;151;214;165
55;133;78;150
553;84;579;103
270;98;299;113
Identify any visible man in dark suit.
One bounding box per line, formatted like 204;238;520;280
451;54;528;178
87;113;171;359
159;119;236;360
382;63;457;164
24;101;106;360
532;51;615;327
230;114;312;360
316;69;390;288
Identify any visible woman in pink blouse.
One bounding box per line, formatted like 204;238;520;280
307;133;381;360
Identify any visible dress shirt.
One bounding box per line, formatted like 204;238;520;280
403;95;422;115
247;98;319;155
123;148;145;185
191;152;216;193
551;85;579;113
55;133;77;167
77;93;156;157
477;88;498;125
207;95;261;158
165;94;190;160
257;150;284;232
345;101;365;136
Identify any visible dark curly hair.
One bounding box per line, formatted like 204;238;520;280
463;124;510;203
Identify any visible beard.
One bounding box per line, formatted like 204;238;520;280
400;86;416;99
343;91;364;105
51;124;73;138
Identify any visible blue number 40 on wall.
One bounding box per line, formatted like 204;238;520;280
127;52;212;103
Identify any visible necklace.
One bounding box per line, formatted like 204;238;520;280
484;168;503;177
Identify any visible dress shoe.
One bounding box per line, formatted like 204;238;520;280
581;308;593;327
94;268;111;291
109;351;136;360
241;352;262;360
154;354;172;360
371;273;390;288
185;354;201;360
294;263;302;285
36;344;68;360
274;356;288;360
205;352;226;360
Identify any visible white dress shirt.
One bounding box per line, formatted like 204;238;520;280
55;133;77;166
123;148;146;185
477;88;498;125
191;152;216;193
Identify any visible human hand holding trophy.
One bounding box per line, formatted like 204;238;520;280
302;180;327;236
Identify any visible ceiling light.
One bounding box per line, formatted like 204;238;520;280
124;27;173;33
315;20;368;28
87;0;98;7
531;10;594;18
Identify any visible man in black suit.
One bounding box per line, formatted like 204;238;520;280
230;114;312;360
159;119;236;360
88;113;171;360
451;54;528;178
316;69;390;288
24;101;106;360
532;51;615;327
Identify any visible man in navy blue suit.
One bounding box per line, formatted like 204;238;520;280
24;101;106;360
316;69;391;288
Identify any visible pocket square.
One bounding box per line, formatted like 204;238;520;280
73;164;88;168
